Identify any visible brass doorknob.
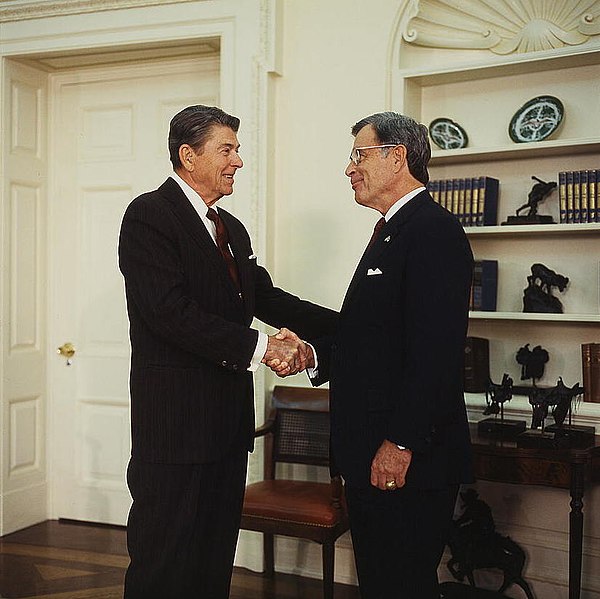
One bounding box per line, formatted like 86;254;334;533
57;342;75;359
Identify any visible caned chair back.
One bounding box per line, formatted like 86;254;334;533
266;386;330;476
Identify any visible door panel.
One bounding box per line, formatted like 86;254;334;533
1;59;48;535
50;56;219;524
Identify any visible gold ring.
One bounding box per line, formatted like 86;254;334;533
385;480;397;490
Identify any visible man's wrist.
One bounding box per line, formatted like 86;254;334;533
249;330;268;372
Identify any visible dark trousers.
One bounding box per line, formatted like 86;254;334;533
123;450;248;599
345;483;459;599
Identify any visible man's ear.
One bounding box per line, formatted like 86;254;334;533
179;144;195;171
392;144;407;173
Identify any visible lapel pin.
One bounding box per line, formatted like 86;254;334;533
384;236;391;242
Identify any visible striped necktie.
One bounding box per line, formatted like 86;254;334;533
366;217;386;251
206;207;241;292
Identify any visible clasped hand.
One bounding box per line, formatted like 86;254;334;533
262;328;314;377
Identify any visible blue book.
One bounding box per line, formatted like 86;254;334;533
573;170;581;223
470;177;480;227
429;179;440;204
464;177;473;227
558;171;567;223
476;176;499;226
593;170;600;222
439;179;447;211
580;170;589;223
457;178;466;225
451;178;460;217
566;171;574;223
470;260;498;311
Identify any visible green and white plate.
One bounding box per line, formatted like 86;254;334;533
429;118;468;150
509;95;564;143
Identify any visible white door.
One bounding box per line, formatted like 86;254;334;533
1;59;49;535
49;56;219;525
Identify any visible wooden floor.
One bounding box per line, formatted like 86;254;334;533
0;520;361;598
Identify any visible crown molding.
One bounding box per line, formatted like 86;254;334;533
402;0;600;55
0;0;203;23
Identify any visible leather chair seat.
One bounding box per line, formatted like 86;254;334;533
244;480;340;527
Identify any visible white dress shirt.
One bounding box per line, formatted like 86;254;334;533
171;172;267;371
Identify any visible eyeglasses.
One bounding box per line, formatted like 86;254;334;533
349;144;398;166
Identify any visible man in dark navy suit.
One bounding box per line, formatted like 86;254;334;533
119;105;337;599
304;112;474;599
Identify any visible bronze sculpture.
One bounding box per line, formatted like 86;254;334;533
503;176;556;225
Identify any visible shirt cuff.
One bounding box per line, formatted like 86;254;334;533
248;331;268;372
306;341;319;379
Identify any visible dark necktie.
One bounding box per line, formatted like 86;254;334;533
206;207;241;292
366;217;386;251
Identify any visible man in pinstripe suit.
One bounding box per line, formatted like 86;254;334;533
118;105;337;598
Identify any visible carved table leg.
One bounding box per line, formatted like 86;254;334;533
569;461;585;599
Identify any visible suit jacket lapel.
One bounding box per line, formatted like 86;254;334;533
341;220;391;312
341;191;429;312
159;178;242;303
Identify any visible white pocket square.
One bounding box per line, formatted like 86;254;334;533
367;268;383;276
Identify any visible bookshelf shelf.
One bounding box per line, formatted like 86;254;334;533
430;138;600;166
469;311;600;324
465;223;600;238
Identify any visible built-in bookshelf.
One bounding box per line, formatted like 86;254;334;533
395;45;600;425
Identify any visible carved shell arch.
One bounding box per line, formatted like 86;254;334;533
402;0;600;55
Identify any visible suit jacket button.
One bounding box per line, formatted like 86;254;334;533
222;360;228;367
232;364;239;371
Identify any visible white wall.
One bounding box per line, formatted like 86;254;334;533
269;0;400;314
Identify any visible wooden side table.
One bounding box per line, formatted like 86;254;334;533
470;424;600;599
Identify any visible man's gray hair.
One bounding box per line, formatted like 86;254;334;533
169;105;240;169
351;112;431;185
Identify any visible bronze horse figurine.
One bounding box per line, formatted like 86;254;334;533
447;489;534;599
523;263;569;313
528;263;569;295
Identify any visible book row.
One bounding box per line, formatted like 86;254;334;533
427;176;499;227
558;170;600;224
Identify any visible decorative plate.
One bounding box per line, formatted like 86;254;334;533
429;118;468;150
508;95;564;143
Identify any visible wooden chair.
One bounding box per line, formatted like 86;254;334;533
241;385;349;599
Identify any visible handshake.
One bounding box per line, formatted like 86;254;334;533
261;328;315;378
